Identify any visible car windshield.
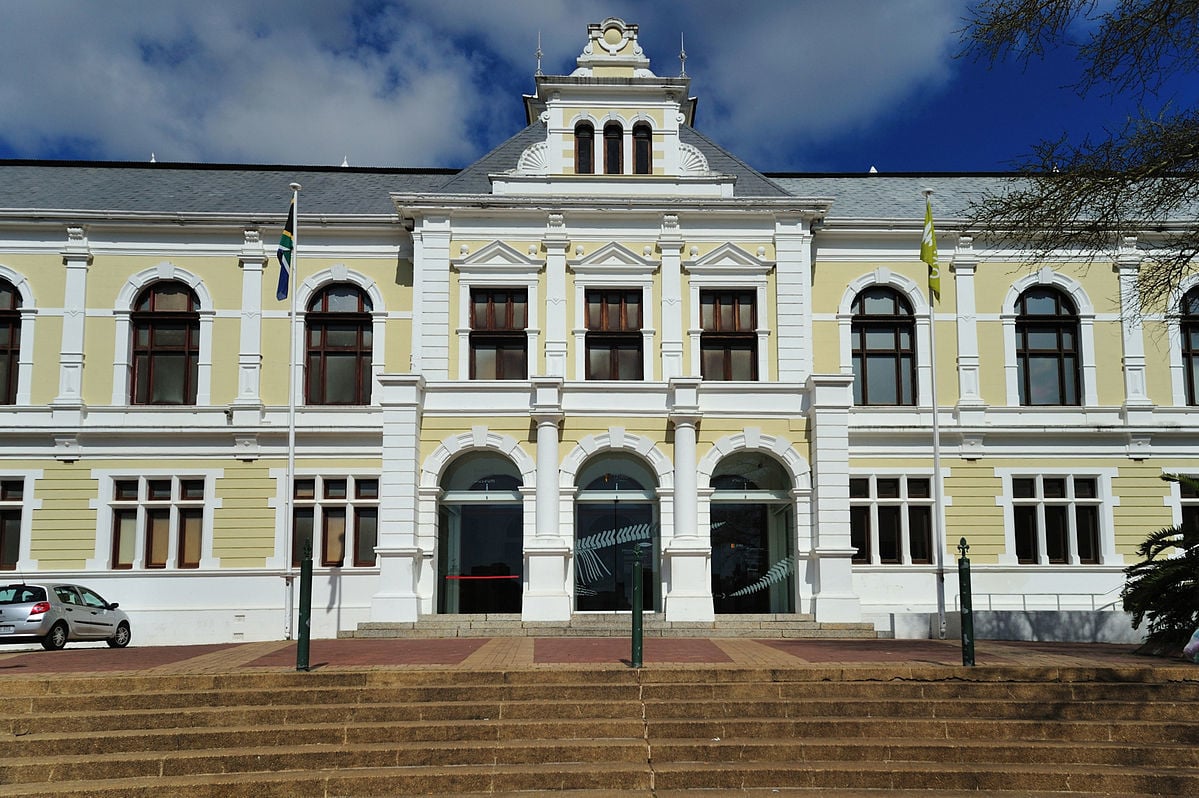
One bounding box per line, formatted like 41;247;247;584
0;585;47;604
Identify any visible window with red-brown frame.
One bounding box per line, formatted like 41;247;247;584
470;288;527;379
585;288;642;380
130;281;199;405
292;476;379;568
575;123;595;174
305;284;373;405
700;289;757;380
632;122;652;175
0;279;19;405
0;479;22;570
603;122;623;174
110;476;205;569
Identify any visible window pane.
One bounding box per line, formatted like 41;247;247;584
145;509;170;568
719;297;734;330
1014;506;1038;563
323;508;346;566
324;324;359;348
849;478;870;498
153;324;187;347
324;479;348;499
324;286;363;313
293;508;314;566
588;344;610;378
1043;478;1066;499
850;505;870;563
1076;506;1099;563
616;345;641;380
1013;478;1035;498
586;294;601;329
702;346;724;380
115;480;139;501
1;510;20;569
1025;330;1060;350
729;347;755;380
295;479;316;500
862;293;895;314
152;285;192;312
181;479;205;500
512;295;527;328
737;299;753;330
355;479;379;499
1045;505;1069;563
877;506;901;563
150;355;186;403
473;345;497;379
500;345;527;380
323;354;358;402
1073;478;1097;499
865;356;898;404
865;329;896;349
909;506;932;563
1022;292;1058;315
147;480;171;500
876;478;900;499
907;479;930;498
700;294;715;330
355;508;378;567
113;510;137;568
179;508;202;568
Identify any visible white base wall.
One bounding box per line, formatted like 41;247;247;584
866;609;1147;644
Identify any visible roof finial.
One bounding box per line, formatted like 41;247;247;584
341;155;349;168
535;30;543;77
679;32;687;76
150;153;156;163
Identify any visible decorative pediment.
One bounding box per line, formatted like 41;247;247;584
515;141;550;175
686;242;770;274
453;240;541;272
678;143;710;175
570;242;655;272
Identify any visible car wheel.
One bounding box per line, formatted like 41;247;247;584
107;622;131;649
41;622;68;651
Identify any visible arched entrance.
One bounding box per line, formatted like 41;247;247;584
710;452;795;614
574;452;660;611
436;452;523;613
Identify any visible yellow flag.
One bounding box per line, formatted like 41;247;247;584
921;199;940;303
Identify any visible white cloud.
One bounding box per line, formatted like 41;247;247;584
0;0;966;169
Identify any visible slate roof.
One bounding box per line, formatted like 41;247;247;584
0;158;1015;220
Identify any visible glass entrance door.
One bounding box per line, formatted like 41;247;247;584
438;504;522;613
575;501;658;611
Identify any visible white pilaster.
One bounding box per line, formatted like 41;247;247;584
1117;237;1151;408
54;227;90;412
233;229;267;423
525;378;571;620
953;236;984;421
543;213;569;377
806;373;862;623
411;215;451;378
775;213;814;381
371;374;425;622
658;214;685;379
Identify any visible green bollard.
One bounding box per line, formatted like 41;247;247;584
957;537;975;667
296;541;313;672
630;542;648;668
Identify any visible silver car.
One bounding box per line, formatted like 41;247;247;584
0;582;131;650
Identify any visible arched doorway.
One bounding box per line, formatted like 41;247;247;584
437;452;523;613
710;452;795;614
574;453;660;611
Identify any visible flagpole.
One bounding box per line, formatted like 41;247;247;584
922;189;947;640
284;182;301;640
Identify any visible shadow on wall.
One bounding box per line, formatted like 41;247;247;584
964;610;1145;644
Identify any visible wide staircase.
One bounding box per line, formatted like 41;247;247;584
1;665;1197;796
345;612;883;639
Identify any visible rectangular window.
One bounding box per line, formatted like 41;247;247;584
849;476;934;565
1180;476;1199;535
1011;475;1102;564
469;288;527;380
292;476;380;568
585;289;643;380
700;290;758;381
109;476;206;569
0;479;22;570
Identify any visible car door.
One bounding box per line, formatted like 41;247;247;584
74;586;118;640
52;586;92;638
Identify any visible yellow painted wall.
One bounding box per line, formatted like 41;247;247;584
27;462;98;570
211;461;278;567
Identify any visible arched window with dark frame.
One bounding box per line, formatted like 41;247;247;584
851;286;916;405
305;284;373;405
1016;286;1080;406
603;122;623;175
0;278;19;405
574;122;594;174
1182;287;1199;405
130;281;200;405
632;122;652;175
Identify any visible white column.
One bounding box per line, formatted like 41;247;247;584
775;214;815;381
371;374;425;622
1117;237;1151;408
524;378;571;621
658;214;685;379
953;236;983;416
543;213;569;378
806;373;862;623
54;227;90;413
410;215;451;378
663;377;713;621
233;229;267;423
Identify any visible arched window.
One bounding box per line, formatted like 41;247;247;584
1016;286;1080;405
1182;287;1199;405
603;122;623;175
574;453;659;611
131;281;199;405
632;123;652;175
710;453;794;614
437;453;523;613
305;284;373;405
0;279;19;405
574;123;595;174
851;286;916;405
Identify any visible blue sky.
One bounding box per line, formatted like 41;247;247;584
2;0;1194;173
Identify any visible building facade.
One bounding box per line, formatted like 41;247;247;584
2;18;1197;645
